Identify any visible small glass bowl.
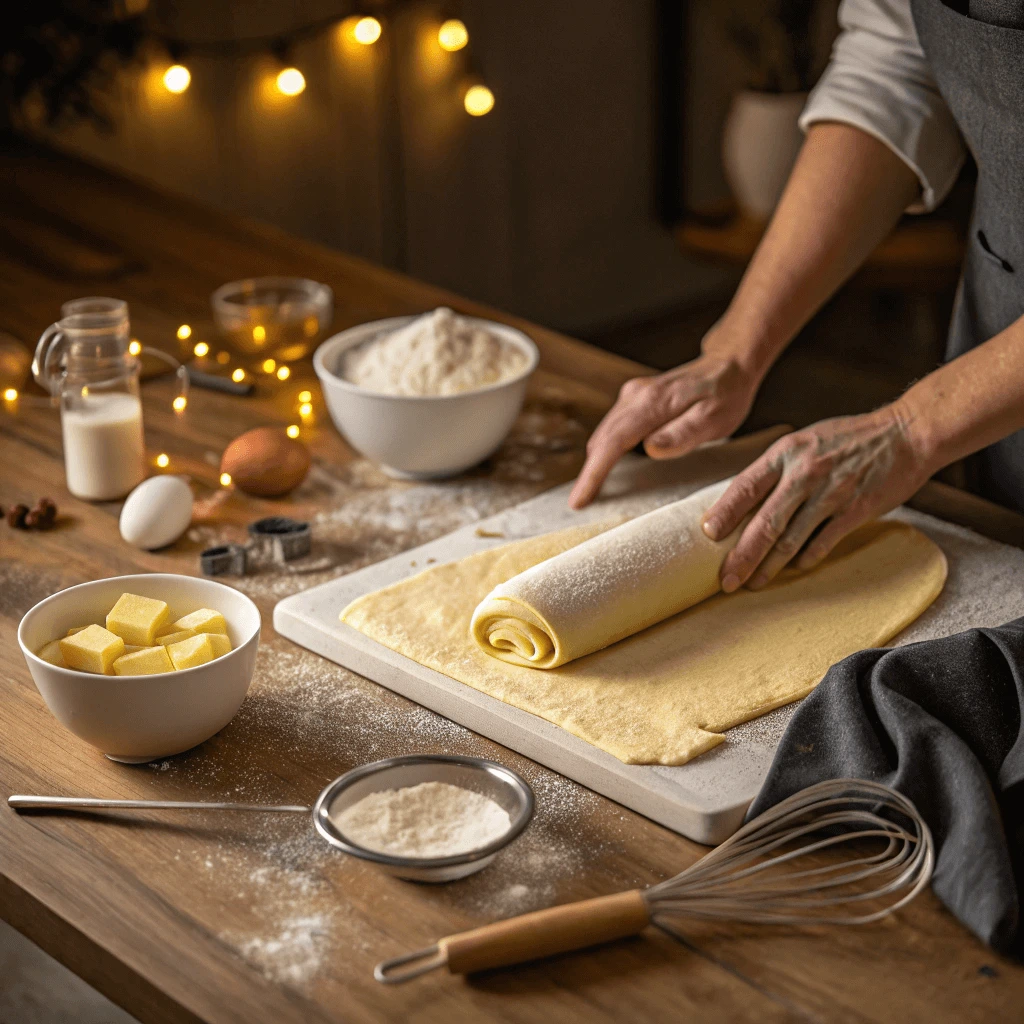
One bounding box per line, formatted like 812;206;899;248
210;276;333;358
313;754;534;882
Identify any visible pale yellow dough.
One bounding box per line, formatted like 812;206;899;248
341;518;946;766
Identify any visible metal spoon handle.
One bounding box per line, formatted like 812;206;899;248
8;795;310;813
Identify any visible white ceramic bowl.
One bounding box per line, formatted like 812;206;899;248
312;315;539;479
17;574;261;764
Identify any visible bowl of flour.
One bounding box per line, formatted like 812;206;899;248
313;308;538;479
313;754;534;882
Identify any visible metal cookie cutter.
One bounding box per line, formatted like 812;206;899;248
248;516;312;562
200;516;312;576
200;543;249;577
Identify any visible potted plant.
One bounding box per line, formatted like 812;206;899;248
721;0;823;220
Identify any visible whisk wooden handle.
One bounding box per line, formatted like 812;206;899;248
442;889;650;974
375;890;650;983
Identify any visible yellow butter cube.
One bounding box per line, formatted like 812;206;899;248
124;644;146;653
60;624;125;674
106;593;170;646
113;645;174;676
201;632;232;659
173;608;227;636
37;638;66;666
156;628;196;647
66;625;95;636
167;633;216;670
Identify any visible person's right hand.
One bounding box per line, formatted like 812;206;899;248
569;347;761;509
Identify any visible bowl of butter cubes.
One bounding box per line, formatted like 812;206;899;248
18;574;260;763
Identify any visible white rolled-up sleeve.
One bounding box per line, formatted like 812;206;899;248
800;0;966;212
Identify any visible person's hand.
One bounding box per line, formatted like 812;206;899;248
569;351;760;509
702;403;933;592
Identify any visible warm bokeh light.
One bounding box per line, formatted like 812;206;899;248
220;472;232;487
3;388;18;401
298;390;312;403
176;324;192;340
231;368;246;383
128;339;142;356
464;84;495;116
276;365;291;381
193;341;210;357
299;402;313;417
252;325;266;344
156;453;170;468
353;16;382;44
262;358;276;373
216;350;230;364
172;396;187;412
276;68;306;96
303;315;319;337
163;64;191;94
286;424;300;438
438;19;469;51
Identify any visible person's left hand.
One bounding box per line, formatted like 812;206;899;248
701;404;933;592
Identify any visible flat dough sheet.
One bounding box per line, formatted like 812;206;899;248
341;518;946;765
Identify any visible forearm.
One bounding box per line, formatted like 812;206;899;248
896;315;1024;471
705;122;921;381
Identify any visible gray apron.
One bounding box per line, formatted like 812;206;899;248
911;0;1024;513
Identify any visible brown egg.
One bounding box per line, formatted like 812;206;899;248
221;427;311;497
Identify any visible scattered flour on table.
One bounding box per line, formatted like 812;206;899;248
341;307;528;396
238;914;330;986
333;782;511;857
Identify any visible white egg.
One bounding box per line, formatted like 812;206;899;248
119;476;194;550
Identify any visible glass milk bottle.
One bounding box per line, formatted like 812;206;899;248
33;299;146;500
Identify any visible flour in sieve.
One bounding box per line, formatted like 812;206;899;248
334;781;511;857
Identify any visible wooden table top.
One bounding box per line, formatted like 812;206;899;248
2;140;1024;1024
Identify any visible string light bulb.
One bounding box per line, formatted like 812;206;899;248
163;64;191;94
276;67;306;96
231;368;246;383
3;388;18;402
262;358;276;373
156;453;170;468
299;402;313;417
193;341;209;357
172;396;187;412
353;16;382;45
298;390;312;403
176;324;192;340
438;19;469;51
276;365;290;380
253;325;266;344
464;83;495;116
286;424;300;438
220;472;232;487
128;340;142;356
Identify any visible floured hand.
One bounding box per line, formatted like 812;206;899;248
702;404;933;591
569;351;759;509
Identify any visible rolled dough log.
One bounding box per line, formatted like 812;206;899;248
340;503;947;765
471;479;738;668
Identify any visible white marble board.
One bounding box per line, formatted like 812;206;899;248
274;442;1024;845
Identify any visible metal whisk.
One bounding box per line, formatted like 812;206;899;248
375;778;934;983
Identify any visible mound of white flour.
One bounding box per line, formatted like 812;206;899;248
333;781;511;857
341;307;527;396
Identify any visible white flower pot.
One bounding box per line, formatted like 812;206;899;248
722;90;808;221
